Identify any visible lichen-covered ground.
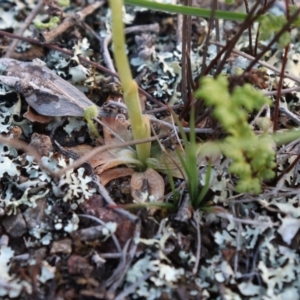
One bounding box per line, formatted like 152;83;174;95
1;0;300;299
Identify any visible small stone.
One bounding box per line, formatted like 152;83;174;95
2;211;27;238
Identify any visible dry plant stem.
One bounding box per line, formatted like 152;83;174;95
150;116;214;133
115;272;152;300
213;1;267;76
77;214;121;253
210;0;275;76
250;104;269;126
276;150;300;183
277;136;300;154
279;106;300;125
181;0;192;104
244;0;254;56
108;219;141;294
146;103;182;114
4;0;44;58
81;21;102;43
201;0;217;77
214;1;264;76
204;2;257;75
274;45;289;132
253;0;273;57
101;239;131;290
210;40;300;85
272;0;291;132
216;212;277;227
94;118;128;145
42;1;105;43
93;179;138;223
214;3;221;64
245;5;300;72
102;23;159;74
179;51;195;119
264;86;300;96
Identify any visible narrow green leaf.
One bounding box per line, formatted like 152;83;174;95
196;162;212;206
125;0;250;22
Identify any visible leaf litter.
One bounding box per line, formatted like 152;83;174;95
1;0;300;299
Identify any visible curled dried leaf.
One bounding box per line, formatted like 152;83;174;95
131;168;164;205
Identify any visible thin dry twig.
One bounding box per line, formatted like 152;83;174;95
214;1;270;76
181;0;192;104
101;239;131;291
210;40;300;85
115;272;152;300
107;219;141;295
92;177;139;223
273;0;291;132
43;1;105;43
201;0;217;76
77;214;122;253
279;106;300;125
5;0;44;58
149;115;214;134
250;104;269;126
94;117;129;145
264;86;300;96
80;21;102;43
216;212;278;227
245;4;300;72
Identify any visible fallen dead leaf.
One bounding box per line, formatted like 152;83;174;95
131;168;165;204
99;167;135;186
101;115;133;145
66;144;115;168
23;106;53;124
95;148;143;174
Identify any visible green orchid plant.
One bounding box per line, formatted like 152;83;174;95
81;0;300;212
109;0;151;167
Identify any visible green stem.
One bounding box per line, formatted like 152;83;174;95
124;0;252;22
109;0;151;166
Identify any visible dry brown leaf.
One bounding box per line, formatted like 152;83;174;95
95;148;142;174
130;168;165;204
23;106;53;123
99;167;135;186
65;144;115;168
101;116;133;146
